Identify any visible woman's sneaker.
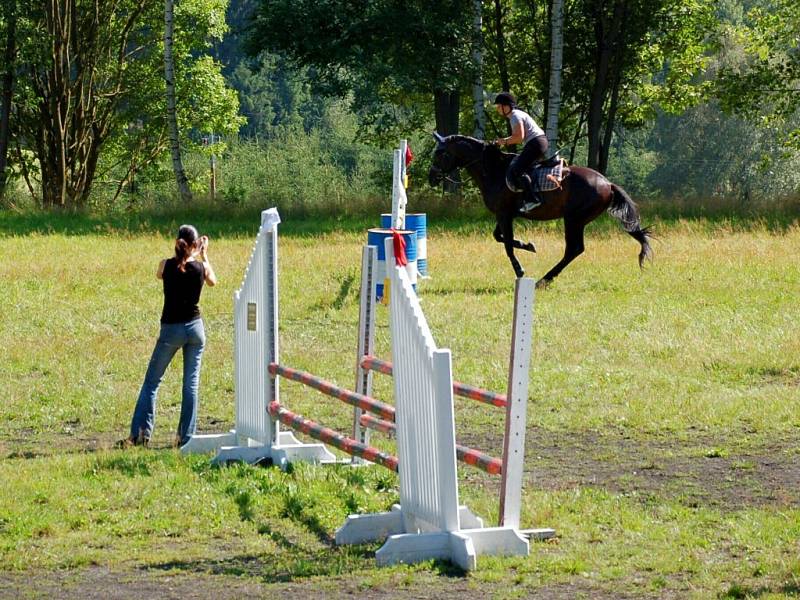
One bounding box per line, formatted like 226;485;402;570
115;435;149;449
519;175;545;212
520;199;542;212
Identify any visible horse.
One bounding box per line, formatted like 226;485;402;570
428;132;653;288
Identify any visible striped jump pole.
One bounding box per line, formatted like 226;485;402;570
361;355;509;408
269;363;396;422
269;402;399;472
359;414;503;476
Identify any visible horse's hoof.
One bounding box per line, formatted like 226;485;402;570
535;278;551;290
523;242;536;253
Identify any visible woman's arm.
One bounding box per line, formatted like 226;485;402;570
156;259;166;279
494;120;525;146
197;236;218;286
202;259;218;287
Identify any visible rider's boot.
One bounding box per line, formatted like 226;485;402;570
519;174;545;213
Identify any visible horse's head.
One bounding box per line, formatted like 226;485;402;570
429;132;503;187
428;132;459;187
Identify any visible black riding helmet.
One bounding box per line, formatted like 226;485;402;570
494;92;516;107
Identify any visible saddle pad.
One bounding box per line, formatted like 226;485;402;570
529;158;565;192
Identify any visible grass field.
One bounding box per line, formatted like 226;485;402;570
1;208;799;599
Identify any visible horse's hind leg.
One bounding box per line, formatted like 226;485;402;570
493;222;536;253
538;220;585;288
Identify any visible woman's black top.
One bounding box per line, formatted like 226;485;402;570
160;258;205;324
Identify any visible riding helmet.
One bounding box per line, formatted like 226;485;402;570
493;92;516;107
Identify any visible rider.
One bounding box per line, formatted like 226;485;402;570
492;92;549;212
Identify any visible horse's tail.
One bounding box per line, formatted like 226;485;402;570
609;183;653;269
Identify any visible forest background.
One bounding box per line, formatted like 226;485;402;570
0;0;798;215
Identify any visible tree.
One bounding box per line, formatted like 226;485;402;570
12;0;160;207
545;0;564;149
6;0;243;207
472;0;487;139
570;0;713;172
641;101;800;201
248;0;476;141
482;0;712;173
165;0;192;202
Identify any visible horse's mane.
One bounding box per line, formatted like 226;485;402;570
447;134;513;171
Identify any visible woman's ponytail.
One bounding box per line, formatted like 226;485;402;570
174;224;199;272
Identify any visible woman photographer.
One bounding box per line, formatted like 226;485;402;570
120;224;217;448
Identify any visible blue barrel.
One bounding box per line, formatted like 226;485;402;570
367;228;417;302
381;212;428;277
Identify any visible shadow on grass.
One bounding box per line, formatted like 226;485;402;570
422;284;511;297
87;453;160;477
146;546;467;582
145;546;378;582
0;207;380;238
2;195;797;238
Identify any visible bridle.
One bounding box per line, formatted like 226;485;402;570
431;143;486;184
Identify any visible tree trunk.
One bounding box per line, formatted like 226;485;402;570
0;0;16;196
545;0;563;152
471;0;485;139
165;0;192;202
598;70;621;174
434;89;461;192
586;33;610;168
586;0;624;173
39;0;72;207
434;89;460;137
493;0;510;93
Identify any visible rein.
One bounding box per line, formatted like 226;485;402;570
436;146;486;184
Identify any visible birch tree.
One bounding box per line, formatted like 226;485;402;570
545;0;564;151
164;0;192;202
472;0;486;139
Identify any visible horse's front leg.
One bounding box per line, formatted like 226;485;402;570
492;222;536;253
497;216;525;278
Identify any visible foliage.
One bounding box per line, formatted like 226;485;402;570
482;0;714;172
715;0;800;150
643;103;800;201
6;0;242;208
247;0;477;141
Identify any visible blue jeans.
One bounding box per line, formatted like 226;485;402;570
130;318;206;445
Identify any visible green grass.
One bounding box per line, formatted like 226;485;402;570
1;209;799;597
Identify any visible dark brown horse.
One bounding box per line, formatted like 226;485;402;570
428;133;653;287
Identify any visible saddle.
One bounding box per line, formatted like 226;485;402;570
505;153;567;194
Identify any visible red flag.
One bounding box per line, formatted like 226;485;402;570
405;144;414;167
392;230;408;267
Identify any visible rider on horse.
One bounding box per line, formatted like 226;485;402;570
492;92;549;213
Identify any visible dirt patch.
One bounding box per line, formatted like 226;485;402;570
0;566;673;600
4;427;800;511
458;427;800;512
